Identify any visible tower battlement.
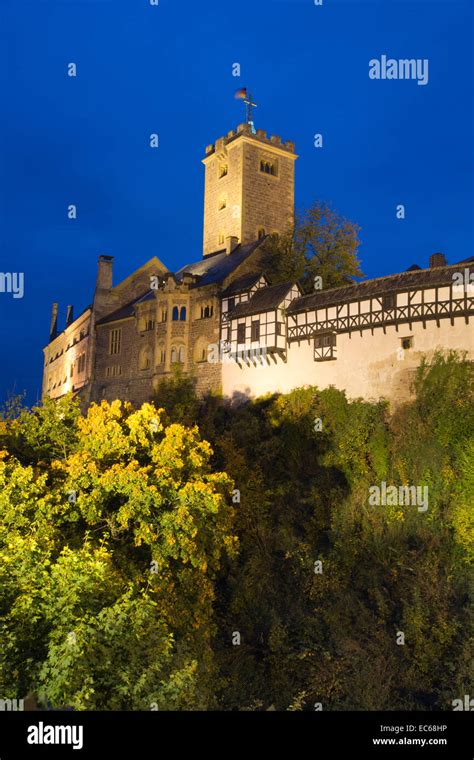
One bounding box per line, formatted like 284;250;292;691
202;123;297;256
204;124;296;157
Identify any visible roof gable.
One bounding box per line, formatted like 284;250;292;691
230;281;299;318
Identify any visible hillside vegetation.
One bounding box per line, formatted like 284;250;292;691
0;351;471;710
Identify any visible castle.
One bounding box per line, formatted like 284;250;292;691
42;120;474;408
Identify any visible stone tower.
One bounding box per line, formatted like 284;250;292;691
202;123;297;256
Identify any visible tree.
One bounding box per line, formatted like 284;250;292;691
0;397;236;710
262;201;363;291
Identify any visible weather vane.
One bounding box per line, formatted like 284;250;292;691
234;88;257;134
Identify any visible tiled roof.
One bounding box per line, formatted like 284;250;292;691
220;272;265;297
176;239;265;288
287;263;472;314
96;290;154;325
230;281;297;318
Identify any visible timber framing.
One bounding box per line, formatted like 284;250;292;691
287;266;474;343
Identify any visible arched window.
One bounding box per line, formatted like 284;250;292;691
172;306;179;321
157;344;165;364
201;303;213;319
257;227;266;239
178;346;185;363
194;338;208;363
171;346;177;364
180;306;186;321
260;160;276;176
139;347;151;370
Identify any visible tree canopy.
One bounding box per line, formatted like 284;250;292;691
261;200;363;291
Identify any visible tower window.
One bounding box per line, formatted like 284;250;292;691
218;196;227;211
172;306;179;321
219;163;228;178
257;227;266;239
218;232;225;245
260;159;277;176
180;306;186;321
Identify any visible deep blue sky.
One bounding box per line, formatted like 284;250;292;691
1;0;472;404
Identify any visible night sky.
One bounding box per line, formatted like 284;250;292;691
1;0;472;405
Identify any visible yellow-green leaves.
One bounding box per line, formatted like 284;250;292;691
0;399;236;709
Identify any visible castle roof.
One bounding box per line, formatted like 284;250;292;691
230;281;296;318
220;272;266;297
95;290;154;326
176;239;265;288
287;262;473;314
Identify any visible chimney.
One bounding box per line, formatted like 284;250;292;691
225;236;239;255
66;305;74;326
49;302;58;341
429;252;447;269
96;255;113;290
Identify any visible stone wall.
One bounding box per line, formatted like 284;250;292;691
221;316;474;406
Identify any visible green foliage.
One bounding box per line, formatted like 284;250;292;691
262;201;363;291
0;399;235;709
0;352;471;711
198;352;472;710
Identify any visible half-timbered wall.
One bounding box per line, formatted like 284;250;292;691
222;282;474;405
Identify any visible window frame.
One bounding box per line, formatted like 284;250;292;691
109;328;122;355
